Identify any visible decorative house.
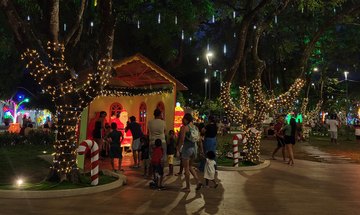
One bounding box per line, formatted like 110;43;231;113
78;54;187;145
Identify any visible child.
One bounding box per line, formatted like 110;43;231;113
204;151;218;188
150;139;164;190
166;130;176;176
140;137;150;178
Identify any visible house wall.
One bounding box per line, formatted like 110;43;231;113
79;89;176;141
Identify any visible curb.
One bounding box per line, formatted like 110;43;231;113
217;160;271;171
0;170;126;199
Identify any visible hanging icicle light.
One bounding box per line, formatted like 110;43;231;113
223;44;227;55
158;13;161;24
276;77;280;85
90;21;94;27
196;57;200;62
137;20;140;29
27;16;31;21
212;15;215;23
333;8;336;13
234;33;236;38
207;43;210;51
233;11;236;19
63;23;67;31
204;68;207;74
181;30;184;40
175;16;178;24
275;15;278;24
189;37;192;42
253;25;257;29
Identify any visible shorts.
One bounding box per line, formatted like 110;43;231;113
142;159;150;169
132;138;141;151
109;145;122;159
167;154;174;165
181;147;195;160
329;131;338;139
152;164;164;176
284;135;295;145
276;137;285;147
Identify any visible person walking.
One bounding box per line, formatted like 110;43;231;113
200;115;218;171
177;113;202;192
283;118;297;166
326;114;339;144
126;116;144;168
271;116;286;161
203;151;218;188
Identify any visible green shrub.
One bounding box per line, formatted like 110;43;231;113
27;130;55;145
0;130;55;147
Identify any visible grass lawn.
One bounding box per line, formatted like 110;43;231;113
0;144;117;190
0;144;53;184
0;173;117;190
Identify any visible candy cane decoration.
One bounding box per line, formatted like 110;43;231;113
232;133;247;167
77;140;99;186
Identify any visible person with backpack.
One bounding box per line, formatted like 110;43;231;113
176;113;202;192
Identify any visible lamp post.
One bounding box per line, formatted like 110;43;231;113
344;71;349;123
344;71;350;140
206;51;213;100
204;78;209;100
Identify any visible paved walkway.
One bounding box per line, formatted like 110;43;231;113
1;154;360;215
301;142;354;164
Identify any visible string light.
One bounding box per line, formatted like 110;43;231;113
21;42;174;176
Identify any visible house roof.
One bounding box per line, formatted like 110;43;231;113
109;54;188;91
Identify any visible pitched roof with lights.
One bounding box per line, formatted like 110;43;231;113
109;54;187;91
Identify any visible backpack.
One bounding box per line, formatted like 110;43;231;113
188;124;200;143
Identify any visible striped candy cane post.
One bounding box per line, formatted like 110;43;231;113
232;133;247;167
77;140;99;186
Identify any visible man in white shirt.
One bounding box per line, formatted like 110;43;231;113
326;114;339;144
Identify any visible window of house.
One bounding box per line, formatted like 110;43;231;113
139;102;147;133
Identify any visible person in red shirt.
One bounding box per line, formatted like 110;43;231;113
151;139;164;189
271;116;286;161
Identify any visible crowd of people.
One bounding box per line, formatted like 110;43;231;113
93;108;219;192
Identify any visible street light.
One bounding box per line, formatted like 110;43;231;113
206;52;213;66
205;51;214;100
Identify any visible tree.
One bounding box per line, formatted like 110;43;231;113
218;0;360;163
0;0;215;182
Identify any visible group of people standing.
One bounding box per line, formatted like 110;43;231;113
91;108;219;192
271;116;297;166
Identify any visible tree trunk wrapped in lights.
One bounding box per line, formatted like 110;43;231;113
301;98;323;138
21;42;113;181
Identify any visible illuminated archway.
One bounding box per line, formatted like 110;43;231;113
157;101;165;120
